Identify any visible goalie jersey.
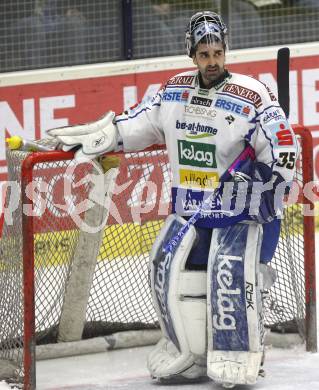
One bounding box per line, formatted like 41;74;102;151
115;70;297;229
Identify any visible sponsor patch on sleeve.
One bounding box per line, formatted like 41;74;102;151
262;82;277;102
262;107;285;124
266;120;295;148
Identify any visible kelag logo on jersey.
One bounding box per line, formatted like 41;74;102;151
162;90;189;103
190;96;212;107
178;139;217;168
215;97;251;117
176;120;218;139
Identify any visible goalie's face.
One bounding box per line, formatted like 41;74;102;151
192;42;225;87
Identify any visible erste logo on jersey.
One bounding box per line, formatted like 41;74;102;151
176;120;218;139
214;97;251;117
222;83;262;108
162;89;189;103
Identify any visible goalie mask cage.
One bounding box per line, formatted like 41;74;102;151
0;125;316;389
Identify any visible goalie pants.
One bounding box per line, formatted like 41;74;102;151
186;217;280;268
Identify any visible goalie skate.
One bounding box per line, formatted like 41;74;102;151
207;350;264;387
149;338;208;384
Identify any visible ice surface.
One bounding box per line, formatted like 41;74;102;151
7;344;319;389
2;344;319;389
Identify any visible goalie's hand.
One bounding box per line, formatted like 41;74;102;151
46;111;119;160
231;162;289;224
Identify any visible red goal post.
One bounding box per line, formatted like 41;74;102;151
294;124;317;351
0;124;317;389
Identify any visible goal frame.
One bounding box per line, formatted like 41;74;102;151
10;125;317;389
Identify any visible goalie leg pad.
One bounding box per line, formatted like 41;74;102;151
148;214;207;380
207;222;264;386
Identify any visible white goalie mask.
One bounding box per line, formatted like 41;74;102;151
185;11;228;57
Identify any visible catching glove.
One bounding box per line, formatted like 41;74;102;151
46;111;120;160
230;161;290;224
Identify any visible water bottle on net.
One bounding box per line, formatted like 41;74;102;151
6;136;56;152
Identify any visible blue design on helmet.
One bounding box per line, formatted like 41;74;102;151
185;11;228;57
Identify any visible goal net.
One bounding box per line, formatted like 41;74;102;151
0;125;316;389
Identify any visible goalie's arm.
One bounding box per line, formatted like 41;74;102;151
47;89;165;160
252;84;298;184
115;89;165;152
46;111;120;160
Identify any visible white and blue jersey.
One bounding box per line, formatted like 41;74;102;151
115;70;297;262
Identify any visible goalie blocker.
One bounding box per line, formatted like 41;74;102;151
149;216;275;387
